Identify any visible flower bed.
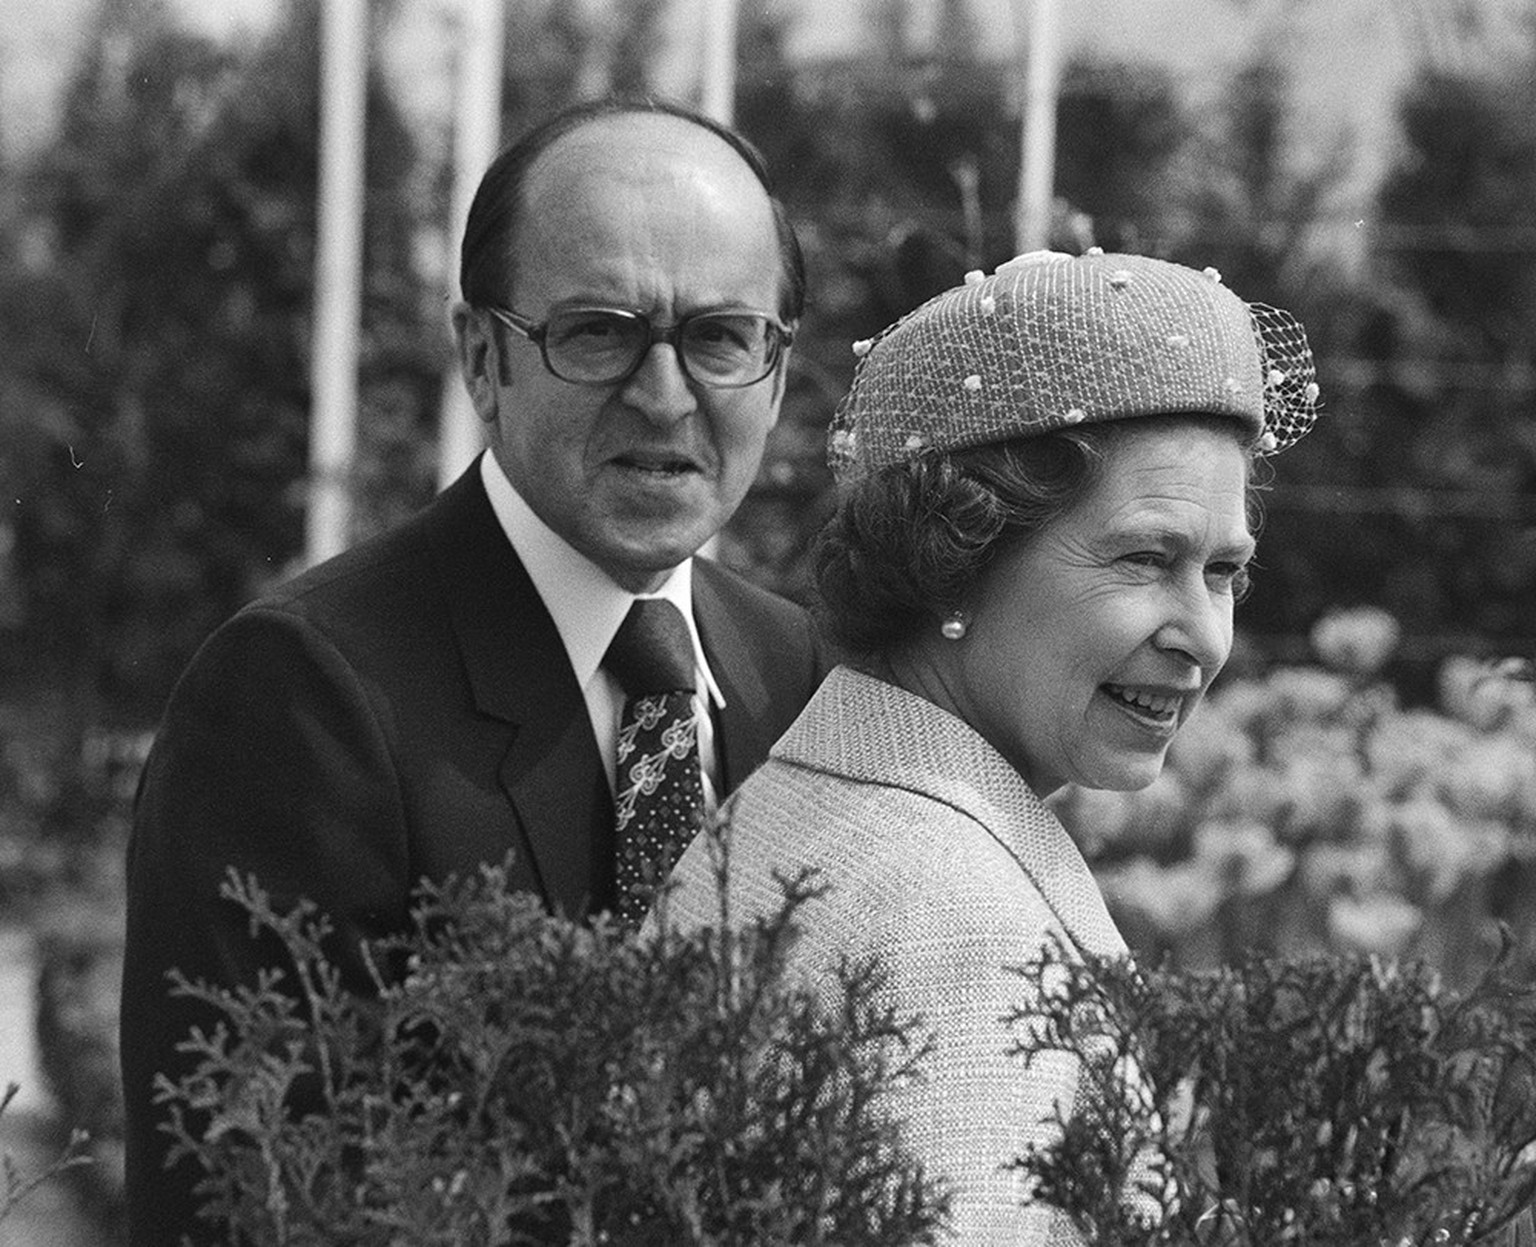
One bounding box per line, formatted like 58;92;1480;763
1057;610;1536;987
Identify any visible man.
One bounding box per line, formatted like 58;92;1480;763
120;98;824;1244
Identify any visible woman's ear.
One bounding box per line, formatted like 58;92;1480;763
451;303;500;424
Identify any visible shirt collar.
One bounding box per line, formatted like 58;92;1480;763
478;452;726;706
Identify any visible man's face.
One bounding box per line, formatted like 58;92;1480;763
463;115;790;593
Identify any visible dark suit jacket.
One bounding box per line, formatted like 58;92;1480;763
119;462;823;1245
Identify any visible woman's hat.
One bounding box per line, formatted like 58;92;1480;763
829;249;1320;478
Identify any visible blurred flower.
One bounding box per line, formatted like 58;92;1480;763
1507;699;1536;751
1310;607;1401;677
1270;722;1357;761
1097;857;1221;938
1438;654;1536;731
1365;711;1476;801
1299;839;1392;897
1168;701;1256;795
1206;763;1288;829
1351;792;1395;843
1090;652;1535;968
1271;750;1371;844
1191;820;1294;897
1439;736;1536;822
1327;892;1421;957
1494;656;1536;681
1202;678;1272;739
1052;785;1137;857
1055;772;1192;859
1259;667;1356;738
1389;794;1508;903
1339;682;1398;735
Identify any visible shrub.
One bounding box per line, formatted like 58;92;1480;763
0;1082;92;1226
1013;936;1536;1246
34;917;127;1225
156;859;951;1246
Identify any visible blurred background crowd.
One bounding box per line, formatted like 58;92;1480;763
1;0;1534;1239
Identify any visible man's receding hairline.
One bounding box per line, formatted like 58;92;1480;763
506;110;782;301
520;109;771;204
464;98;802;321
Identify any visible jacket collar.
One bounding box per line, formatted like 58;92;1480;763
424;466;576;725
420;466;608;913
692;560;776;792
419;465;775;914
771;665;1126;957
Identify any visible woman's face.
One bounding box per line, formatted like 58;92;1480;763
927;420;1255;798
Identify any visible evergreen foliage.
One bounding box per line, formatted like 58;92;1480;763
0;1082;93;1227
155;860;950;1246
1247;51;1536;683
0;0;439;725
1014;936;1536;1246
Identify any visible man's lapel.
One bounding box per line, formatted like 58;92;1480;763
427;467;611;917
692;564;776;793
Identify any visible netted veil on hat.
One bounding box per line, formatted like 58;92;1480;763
828;249;1320;478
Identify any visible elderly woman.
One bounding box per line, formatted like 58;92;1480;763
661;249;1320;1243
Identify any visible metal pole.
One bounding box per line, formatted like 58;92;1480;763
306;0;368;564
437;0;506;489
1014;0;1061;254
699;0;740;124
697;0;739;562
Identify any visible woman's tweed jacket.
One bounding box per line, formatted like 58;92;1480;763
664;664;1130;1245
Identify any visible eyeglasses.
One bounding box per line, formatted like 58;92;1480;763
485;305;793;389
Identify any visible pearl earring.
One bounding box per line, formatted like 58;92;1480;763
940;612;967;641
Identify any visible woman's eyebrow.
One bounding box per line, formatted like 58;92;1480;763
1103;522;1256;560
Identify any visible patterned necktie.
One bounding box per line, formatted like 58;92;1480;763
604;598;705;929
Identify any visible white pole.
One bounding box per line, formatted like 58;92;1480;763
437;0;506;490
1014;0;1061;254
699;0;740;124
306;0;369;565
696;0;739;563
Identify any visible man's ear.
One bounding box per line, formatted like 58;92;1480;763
451;302;500;424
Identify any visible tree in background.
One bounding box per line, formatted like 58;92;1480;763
1152;50;1365;668
5;0;1533;732
1237;51;1536;696
1164;55;1338;299
488;0;668;146
727;2;1196;596
1054;58;1193;257
1370;61;1536;652
0;0;438;737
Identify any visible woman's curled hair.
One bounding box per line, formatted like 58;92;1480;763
813;429;1104;657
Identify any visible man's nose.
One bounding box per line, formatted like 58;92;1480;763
619;344;698;426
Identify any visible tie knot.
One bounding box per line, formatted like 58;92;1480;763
605;598;696;696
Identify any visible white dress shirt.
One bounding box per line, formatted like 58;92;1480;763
479;451;725;810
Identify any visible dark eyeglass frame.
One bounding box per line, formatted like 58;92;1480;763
484;304;794;390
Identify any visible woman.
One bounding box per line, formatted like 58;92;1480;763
661;249;1320;1242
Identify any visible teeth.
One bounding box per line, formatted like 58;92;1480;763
1107;685;1180;715
625;458;690;474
